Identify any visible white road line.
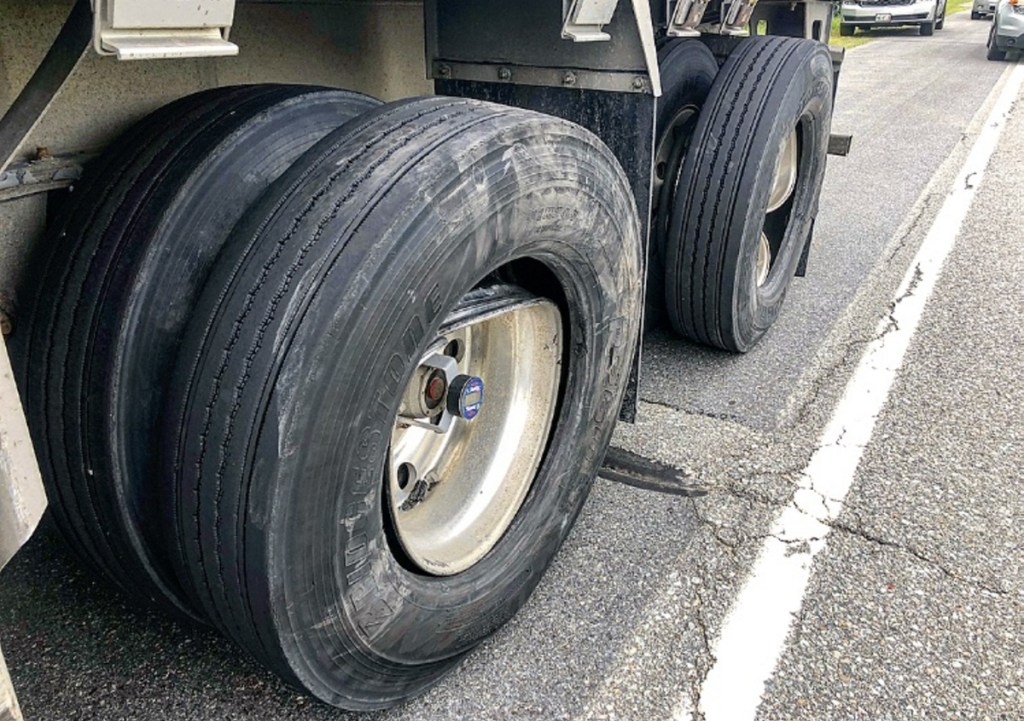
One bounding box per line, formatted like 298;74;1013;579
687;62;1024;721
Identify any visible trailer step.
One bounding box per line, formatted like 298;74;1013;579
94;0;238;60
99;29;238;61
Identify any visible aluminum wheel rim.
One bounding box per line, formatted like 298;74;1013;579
653;105;700;249
756;232;772;287
766;129;798;213
653;105;700;203
387;286;563;576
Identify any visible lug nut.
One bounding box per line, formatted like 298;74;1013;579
424;371;447;411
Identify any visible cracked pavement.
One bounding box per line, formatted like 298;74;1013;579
0;12;1022;721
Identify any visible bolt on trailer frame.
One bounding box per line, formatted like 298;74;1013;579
0;0;845;714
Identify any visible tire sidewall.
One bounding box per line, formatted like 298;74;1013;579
248;120;641;704
730;43;833;349
652;41;719;315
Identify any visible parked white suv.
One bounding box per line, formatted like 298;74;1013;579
839;0;947;36
987;0;1024;58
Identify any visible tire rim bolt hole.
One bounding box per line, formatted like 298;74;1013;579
396;462;415;491
443;338;464;361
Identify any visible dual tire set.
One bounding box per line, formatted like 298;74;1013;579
13;35;832;711
14;86;641;708
652;36;833;352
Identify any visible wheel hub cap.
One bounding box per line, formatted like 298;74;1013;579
387;286;562;575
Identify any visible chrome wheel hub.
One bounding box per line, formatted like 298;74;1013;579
756;232;772;287
757;129;799;286
653;105;700;201
653;105;701;250
387;286;563;576
767;129;799;214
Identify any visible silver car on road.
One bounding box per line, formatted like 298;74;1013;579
973;0;996;19
839;0;947;37
987;0;1024;58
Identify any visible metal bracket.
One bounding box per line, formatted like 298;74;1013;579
722;0;761;34
427;0;660;97
92;0;238;60
397;354;458;435
631;0;661;96
667;0;713;37
749;0;836;41
0;0;92;177
0;153;89;203
433;61;654;94
562;0;620;41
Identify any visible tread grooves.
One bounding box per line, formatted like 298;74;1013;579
666;37;833;351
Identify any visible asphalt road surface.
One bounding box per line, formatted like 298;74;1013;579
2;12;1021;721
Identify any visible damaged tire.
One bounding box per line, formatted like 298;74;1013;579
14;85;379;618
665;36;833;352
163;97;642;709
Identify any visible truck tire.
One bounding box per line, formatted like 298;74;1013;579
650;40;719;322
14;85;379;618
936;7;945;29
162;97;642;709
920;19;935;35
664;36;832;352
839;23;855;36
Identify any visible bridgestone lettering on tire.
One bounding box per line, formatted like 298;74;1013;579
12;85;379;618
665;36;833;352
163;97;642;709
